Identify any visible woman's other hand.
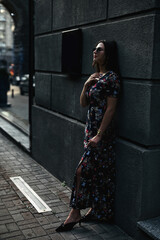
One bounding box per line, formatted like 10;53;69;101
87;134;101;148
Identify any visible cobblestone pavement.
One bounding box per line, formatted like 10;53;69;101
0;132;133;240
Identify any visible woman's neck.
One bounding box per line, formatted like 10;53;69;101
99;66;108;74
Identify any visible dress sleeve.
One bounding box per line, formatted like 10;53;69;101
85;85;92;99
85;87;89;98
106;72;120;98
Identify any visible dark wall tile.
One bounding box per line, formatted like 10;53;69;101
52;0;76;30
35;33;62;71
35;72;51;109
108;0;159;19
117;80;160;145
75;0;107;25
118;80;151;145
32;106;84;187
150;82;160;144
52;0;107;30
115;139;160;236
51;74;87;122
152;14;160;79
35;0;52;34
115;139;144;236
141;150;160;217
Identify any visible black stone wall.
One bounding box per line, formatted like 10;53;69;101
33;1;160;238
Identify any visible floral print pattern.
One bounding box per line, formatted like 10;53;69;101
70;71;120;222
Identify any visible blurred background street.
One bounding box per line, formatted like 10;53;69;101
0;85;29;134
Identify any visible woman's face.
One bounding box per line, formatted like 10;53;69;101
93;42;105;66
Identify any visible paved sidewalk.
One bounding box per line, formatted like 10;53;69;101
0;132;133;240
0;117;29;151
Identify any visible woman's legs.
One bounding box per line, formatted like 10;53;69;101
64;165;82;224
76;165;82;201
76;165;93;217
65;158;94;224
64;209;81;224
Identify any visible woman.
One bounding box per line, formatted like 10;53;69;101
56;40;120;232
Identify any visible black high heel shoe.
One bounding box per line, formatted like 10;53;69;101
56;220;81;232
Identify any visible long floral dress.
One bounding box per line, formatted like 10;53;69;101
70;71;120;222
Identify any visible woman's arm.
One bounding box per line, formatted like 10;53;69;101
80;73;100;107
80;84;89;107
87;97;118;147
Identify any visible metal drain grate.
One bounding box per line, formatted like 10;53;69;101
10;176;52;213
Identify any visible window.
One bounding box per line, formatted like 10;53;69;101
0;31;5;39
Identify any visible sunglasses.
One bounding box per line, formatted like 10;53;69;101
92;47;104;53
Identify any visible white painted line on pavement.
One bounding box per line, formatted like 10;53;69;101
10;176;52;213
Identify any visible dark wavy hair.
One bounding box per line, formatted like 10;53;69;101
92;40;120;76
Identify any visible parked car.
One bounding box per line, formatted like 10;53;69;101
10;75;20;85
12;75;26;86
19;74;35;95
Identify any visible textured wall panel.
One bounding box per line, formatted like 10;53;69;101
35;0;52;34
150;82;160;143
108;0;160;18
35;73;52;109
118;80;151;146
115;139;144;236
118;80;160;146
115;139;160;237
32;106;85;187
52;0;107;30
35;33;62;71
141;150;160;217
152;14;160;79
82;15;155;79
51;74;87;122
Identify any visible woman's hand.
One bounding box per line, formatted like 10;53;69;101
80;72;100;107
87;134;102;148
84;73;99;88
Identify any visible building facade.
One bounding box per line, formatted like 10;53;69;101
32;1;160;239
0;0;29;75
0;3;14;64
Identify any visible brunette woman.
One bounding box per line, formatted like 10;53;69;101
56;40;120;232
